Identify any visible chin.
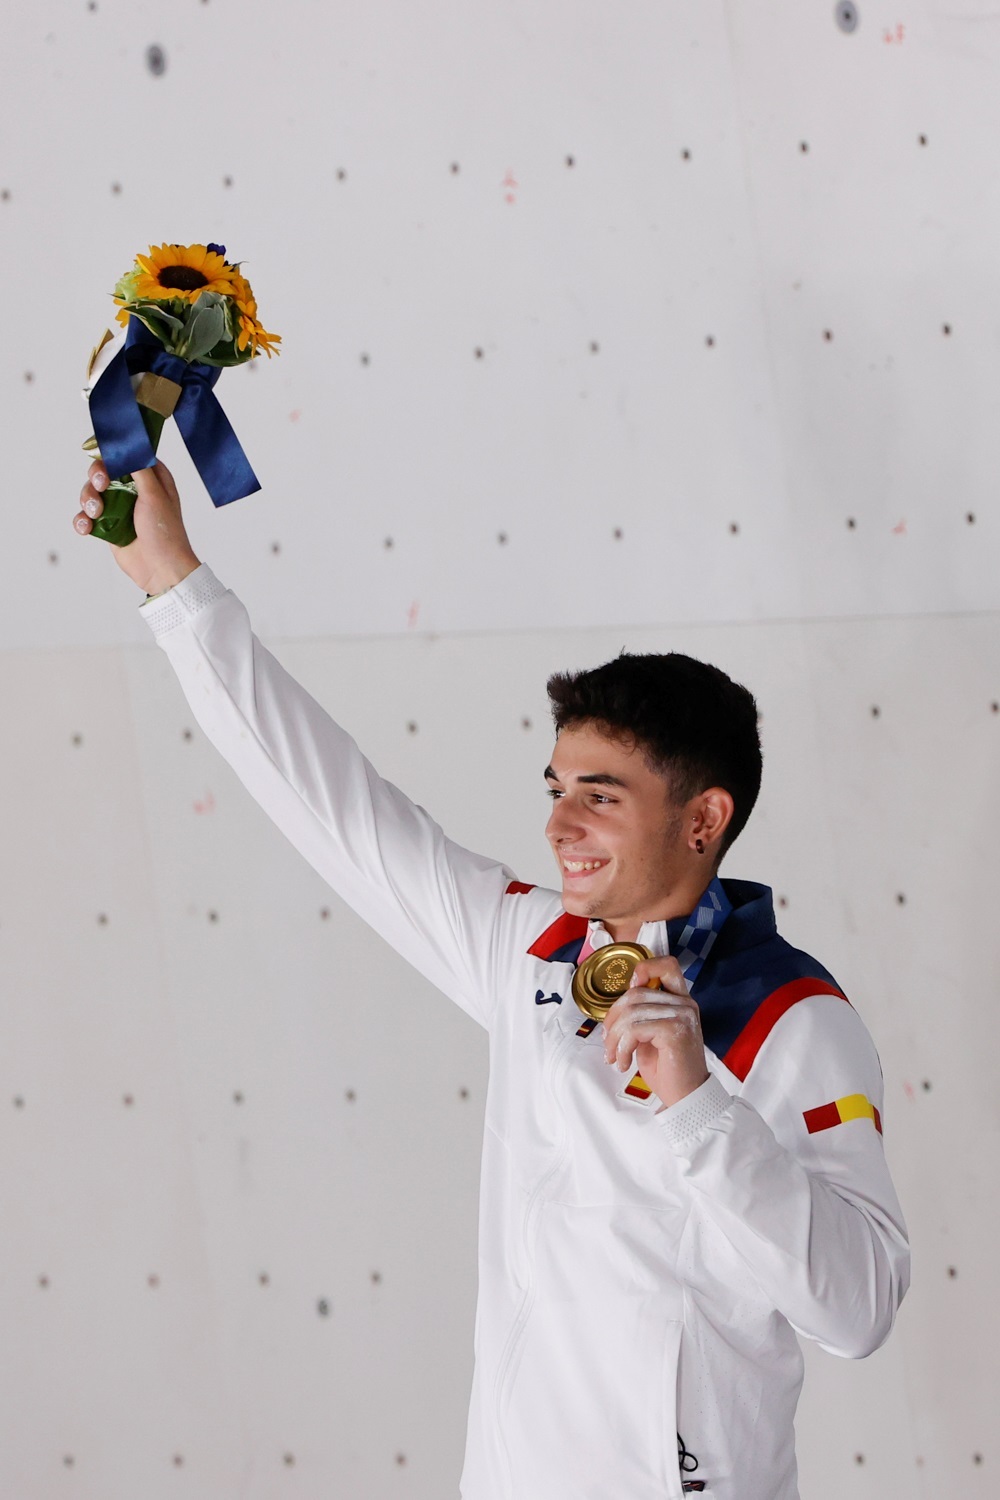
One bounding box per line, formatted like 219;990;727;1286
561;887;604;920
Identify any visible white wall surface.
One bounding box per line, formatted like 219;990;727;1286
1;0;997;1495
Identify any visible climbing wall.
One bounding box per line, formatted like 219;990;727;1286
1;0;997;1495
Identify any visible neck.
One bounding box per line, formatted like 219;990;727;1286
601;868;717;944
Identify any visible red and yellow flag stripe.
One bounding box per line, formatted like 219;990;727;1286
804;1093;882;1136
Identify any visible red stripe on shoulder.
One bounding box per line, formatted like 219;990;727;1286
803;1101;842;1134
505;881;536;895
723;978;849;1082
527;911;589;958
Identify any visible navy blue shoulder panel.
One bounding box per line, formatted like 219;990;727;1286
694;881;844;1061
549;935;587;965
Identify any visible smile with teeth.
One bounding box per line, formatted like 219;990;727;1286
563;858;609;874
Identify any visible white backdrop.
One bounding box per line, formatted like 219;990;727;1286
1;0;997;1495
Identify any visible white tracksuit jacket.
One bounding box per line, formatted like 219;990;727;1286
139;564;910;1500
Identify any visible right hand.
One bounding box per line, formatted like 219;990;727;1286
75;458;201;597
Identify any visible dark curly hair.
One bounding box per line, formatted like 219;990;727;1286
546;651;762;860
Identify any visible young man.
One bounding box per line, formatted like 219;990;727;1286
75;461;910;1500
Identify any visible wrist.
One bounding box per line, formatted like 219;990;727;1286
145;555;200;596
654;1072;732;1145
652;1064;711;1112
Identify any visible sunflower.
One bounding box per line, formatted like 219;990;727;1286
229;269;282;359
112;242;239;321
142;241;239;301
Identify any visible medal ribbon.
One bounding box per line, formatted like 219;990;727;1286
88;315;261;508
673;875;732;989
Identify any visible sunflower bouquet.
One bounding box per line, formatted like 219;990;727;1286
82;241;281;547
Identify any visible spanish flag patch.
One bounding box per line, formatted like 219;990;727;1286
804;1094;882;1136
624;1072;653;1100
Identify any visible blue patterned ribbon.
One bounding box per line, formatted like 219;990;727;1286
673;876;732;987
88;315;260;508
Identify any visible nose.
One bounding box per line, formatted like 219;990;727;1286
546;797;580;844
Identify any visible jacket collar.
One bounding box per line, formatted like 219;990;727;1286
527;879;776;975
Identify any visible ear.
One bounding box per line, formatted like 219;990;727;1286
688;787;735;856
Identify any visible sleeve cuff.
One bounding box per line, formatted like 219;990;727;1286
138;563;229;639
653;1071;733;1150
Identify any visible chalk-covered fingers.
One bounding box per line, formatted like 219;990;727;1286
602;990;703;1072
630;954;689;998
75;460;109;532
601;955;709;1108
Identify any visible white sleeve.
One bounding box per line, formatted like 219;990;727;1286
139;564;513;1028
652;993;910;1358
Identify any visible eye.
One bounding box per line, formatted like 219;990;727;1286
546;788;564;799
590;794;614;805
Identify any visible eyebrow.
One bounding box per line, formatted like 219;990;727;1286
544;766;629;788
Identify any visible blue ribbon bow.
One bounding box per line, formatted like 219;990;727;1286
88;314;261;507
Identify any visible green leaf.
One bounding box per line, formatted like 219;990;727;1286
129;301;186;333
178;300;228;362
125;309;174;344
199;324;247;366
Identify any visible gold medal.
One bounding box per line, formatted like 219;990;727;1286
571;942;655;1021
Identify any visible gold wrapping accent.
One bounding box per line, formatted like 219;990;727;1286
134;371;182;418
87;328;115;382
571;942;655;1021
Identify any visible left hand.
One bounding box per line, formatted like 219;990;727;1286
602;955;709;1110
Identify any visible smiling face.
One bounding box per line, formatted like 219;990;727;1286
544;720;714;943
